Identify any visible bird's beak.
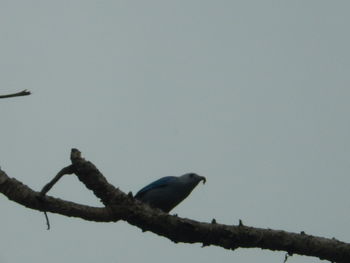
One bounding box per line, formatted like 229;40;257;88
200;176;206;184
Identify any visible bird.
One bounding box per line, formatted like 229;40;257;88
135;173;206;213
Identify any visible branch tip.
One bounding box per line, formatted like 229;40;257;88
70;148;83;162
0;89;31;99
44;211;51;230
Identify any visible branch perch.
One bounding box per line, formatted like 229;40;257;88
1;148;350;263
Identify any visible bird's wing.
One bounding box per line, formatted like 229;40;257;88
135;176;177;199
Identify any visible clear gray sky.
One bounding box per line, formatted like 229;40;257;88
1;1;350;262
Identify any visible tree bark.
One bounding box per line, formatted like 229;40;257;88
0;148;349;262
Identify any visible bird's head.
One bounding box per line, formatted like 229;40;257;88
179;173;206;185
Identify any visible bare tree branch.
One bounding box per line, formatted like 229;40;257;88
0;89;31;99
40;165;75;196
1;148;349;262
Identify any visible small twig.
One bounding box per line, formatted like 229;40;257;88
0;89;31;99
39;165;75;229
283;252;292;263
40;165;75;196
44;211;50;230
36;195;52;230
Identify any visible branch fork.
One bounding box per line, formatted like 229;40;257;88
0;148;349;262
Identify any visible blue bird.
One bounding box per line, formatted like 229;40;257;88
135;173;206;212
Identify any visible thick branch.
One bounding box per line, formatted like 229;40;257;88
0;170;112;221
0;89;31;98
1;149;350;262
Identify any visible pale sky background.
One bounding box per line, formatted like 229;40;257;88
1;1;350;263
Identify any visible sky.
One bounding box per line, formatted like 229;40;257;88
1;1;350;262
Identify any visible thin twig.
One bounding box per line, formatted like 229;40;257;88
40;165;75;196
44;211;50;230
0;89;31;99
283;252;292;263
39;165;75;229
